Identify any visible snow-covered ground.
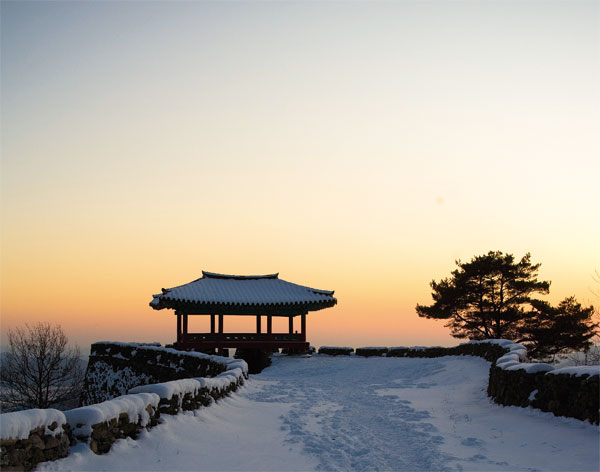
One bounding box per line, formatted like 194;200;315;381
38;355;599;471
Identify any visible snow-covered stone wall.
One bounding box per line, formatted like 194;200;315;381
0;343;250;469
318;346;354;356
488;346;599;424
355;347;388;357
129;366;247;414
81;342;236;405
64;392;160;454
0;409;71;471
386;341;509;362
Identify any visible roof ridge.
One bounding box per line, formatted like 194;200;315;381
201;271;279;280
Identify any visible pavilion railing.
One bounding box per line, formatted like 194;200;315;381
184;333;305;343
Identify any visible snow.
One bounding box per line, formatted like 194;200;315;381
504;362;554;373
548;366;600;377
64;393;159;437
466;339;525;350
127;367;245;407
492;341;534;372
0;409;66;440
127;370;246;400
129;379;201;400
485;340;599;376
466;339;529;359
496;360;521;369
199;368;245;390
39;356;599;471
496;353;521;365
39;389;316;472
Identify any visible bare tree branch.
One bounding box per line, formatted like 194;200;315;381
0;323;84;411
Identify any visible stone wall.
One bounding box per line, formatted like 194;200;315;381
488;366;599;424
81;342;228;405
138;375;246;415
65;392;161;455
0;410;72;472
0;343;249;470
0;424;71;471
318;346;354;356
386;343;508;362
234;348;272;374
85;409;159;455
356;347;388;357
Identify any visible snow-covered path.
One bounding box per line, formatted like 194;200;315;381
252;356;450;471
253;356;598;471
39;356;599;471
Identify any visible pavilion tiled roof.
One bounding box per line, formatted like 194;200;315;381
150;271;337;315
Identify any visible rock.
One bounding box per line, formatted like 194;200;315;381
43;436;61;450
28;435;44;450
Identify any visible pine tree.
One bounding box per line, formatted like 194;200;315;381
522;297;598;360
416;251;550;340
416;251;599;358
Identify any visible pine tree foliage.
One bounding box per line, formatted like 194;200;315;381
523;297;598;359
416;251;550;340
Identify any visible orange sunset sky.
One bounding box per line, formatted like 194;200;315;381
1;1;599;352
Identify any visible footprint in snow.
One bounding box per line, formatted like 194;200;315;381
460;437;483;447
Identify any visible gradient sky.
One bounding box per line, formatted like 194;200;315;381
1;0;599;352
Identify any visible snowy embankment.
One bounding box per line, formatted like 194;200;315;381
39;355;599;472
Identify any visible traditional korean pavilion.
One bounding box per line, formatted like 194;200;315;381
150;271;337;353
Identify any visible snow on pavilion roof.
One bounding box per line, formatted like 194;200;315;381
149;271;337;316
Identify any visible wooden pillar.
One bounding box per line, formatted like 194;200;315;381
256;315;262;334
289;316;293;334
210;314;215;334
183;314;188;343
177;314;182;343
267;315;272;334
218;314;224;334
301;314;306;341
